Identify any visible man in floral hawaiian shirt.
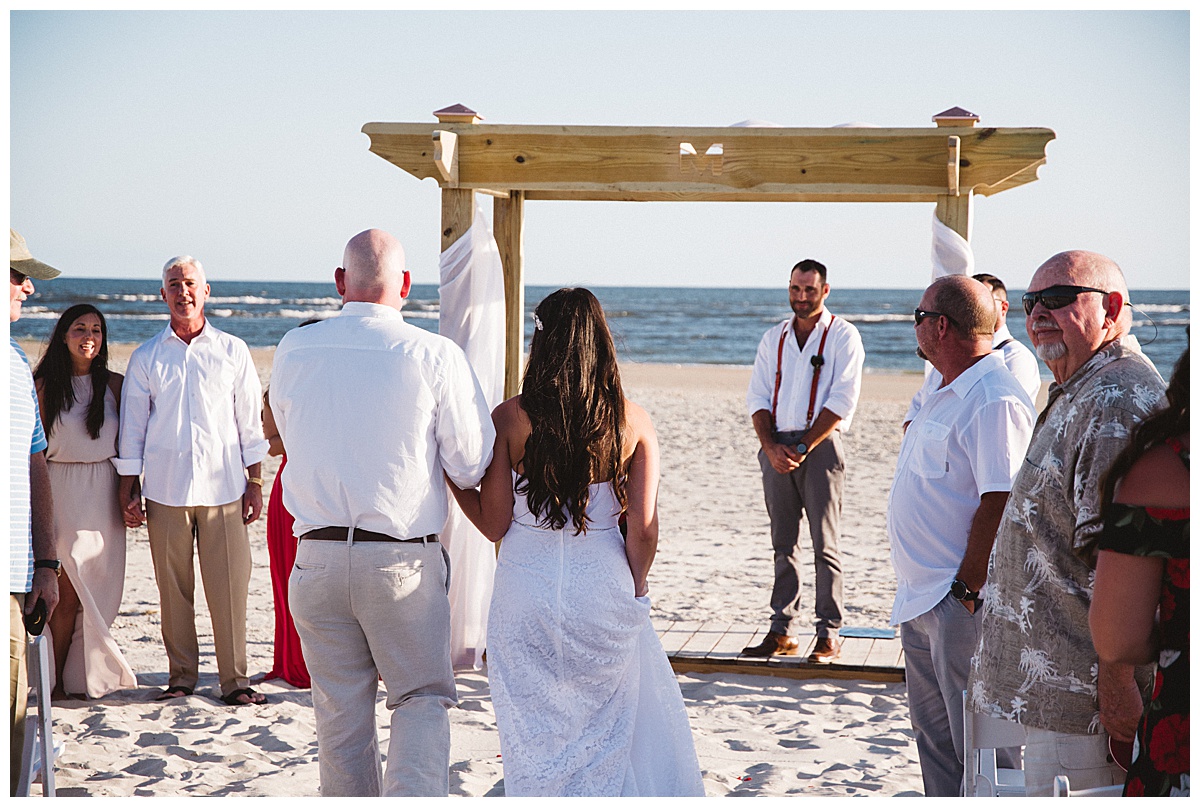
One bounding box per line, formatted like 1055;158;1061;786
968;250;1165;796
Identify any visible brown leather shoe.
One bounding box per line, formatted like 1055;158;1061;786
807;636;840;664
742;631;801;658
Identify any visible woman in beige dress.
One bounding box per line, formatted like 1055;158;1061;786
34;304;136;699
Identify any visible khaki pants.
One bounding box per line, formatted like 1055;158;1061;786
146;500;251;697
1022;726;1124;796
290;537;456;797
10;594;27;796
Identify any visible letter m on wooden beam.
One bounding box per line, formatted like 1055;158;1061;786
679;142;724;176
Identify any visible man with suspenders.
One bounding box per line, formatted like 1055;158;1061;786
744;259;865;662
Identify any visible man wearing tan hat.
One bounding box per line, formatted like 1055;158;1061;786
10;229;61;794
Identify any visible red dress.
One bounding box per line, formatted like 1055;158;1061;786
264;456;310;688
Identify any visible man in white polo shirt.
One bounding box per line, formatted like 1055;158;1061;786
270;229;494;797
886;275;1034;795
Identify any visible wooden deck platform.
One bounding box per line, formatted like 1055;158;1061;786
654;620;905;683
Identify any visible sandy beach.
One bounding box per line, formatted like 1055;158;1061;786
20;339;945;797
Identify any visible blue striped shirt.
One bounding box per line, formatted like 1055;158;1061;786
10;338;46;593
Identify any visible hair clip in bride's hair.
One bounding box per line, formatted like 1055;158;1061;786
533;312;544;331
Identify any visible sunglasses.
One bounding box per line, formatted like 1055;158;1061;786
1021;285;1108;316
914;308;949;325
10;268;29;285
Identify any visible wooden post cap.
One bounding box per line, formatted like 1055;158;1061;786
933;106;979;127
434;104;482;124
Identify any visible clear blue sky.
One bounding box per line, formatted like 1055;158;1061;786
10;10;1189;289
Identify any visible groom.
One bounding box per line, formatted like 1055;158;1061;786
270;229;494;796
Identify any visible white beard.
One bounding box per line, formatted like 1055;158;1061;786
1035;341;1068;362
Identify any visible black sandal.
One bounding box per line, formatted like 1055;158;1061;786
220;687;267;706
155;685;193;701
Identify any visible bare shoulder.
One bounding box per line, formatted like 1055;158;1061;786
1113;438;1190;508
493;396;529;430
624;398;657;443
109;371;125;391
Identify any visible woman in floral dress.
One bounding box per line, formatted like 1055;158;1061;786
1091;345;1189;797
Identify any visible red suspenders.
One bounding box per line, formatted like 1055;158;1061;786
770;316;835;430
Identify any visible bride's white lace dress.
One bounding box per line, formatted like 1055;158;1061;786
486;473;705;796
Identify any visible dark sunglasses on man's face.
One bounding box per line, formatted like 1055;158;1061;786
914;308;947;325
1021;285;1108;316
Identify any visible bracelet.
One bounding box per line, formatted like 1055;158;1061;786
247;477;264;486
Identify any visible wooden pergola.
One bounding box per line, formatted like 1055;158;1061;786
362;105;1054;397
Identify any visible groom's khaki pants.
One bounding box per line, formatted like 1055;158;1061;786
146;499;251;697
290;536;457;797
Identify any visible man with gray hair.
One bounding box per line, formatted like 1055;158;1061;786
270;229;494;796
887;276;1034;795
968;250;1164;795
116;255;269;706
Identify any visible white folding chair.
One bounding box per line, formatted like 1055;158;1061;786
1052;775;1125;797
15;634;56;797
963;691;1025;797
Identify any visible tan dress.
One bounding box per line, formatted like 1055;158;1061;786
46;376;136;697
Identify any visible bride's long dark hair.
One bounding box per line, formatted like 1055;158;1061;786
517;288;626;534
33;304;112;439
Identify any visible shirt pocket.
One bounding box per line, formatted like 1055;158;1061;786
912;420;951;479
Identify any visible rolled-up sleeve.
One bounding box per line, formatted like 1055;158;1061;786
114;346;150;476
745;326;779;417
822;323;865;423
232;342;270;468
436;350;496;489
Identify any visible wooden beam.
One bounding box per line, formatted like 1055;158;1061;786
947;135;961;196
432;129;458;185
440;188;474;253
935;190;973;242
493;191;525;399
362;122;1054;200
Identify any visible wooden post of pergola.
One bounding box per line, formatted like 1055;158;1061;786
364;105;1054;397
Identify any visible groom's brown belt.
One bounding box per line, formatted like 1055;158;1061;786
301;527;438;544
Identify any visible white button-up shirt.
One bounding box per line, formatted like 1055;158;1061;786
886;352;1035;626
269;302;495;540
904;323;1042;423
115;321;269;507
746;309;865;432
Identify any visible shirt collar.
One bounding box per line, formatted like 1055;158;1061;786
162;317;214;346
939;351;1005;399
787;307;833;334
993;322;1013;346
1046;335;1148;404
339;301;405;320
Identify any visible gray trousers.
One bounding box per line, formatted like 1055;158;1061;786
900;592;982;797
758;432;844;638
290;537;457;797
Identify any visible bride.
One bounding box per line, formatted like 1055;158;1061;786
449;287;704;797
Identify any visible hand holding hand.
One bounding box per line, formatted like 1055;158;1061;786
119;476;145;527
764;441;802;474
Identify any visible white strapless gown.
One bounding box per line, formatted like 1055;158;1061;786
486;473;704;796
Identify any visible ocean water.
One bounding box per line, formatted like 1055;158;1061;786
11;278;1189;377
